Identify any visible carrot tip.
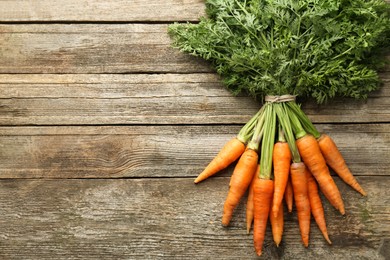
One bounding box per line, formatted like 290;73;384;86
194;177;201;184
256;250;262;256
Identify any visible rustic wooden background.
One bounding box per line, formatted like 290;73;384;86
0;1;389;259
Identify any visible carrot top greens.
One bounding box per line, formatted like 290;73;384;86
169;0;389;103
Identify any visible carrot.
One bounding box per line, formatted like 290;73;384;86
296;134;345;215
222;148;258;226
272;141;291;217
194;137;246;184
318;133;366;196
269;198;284;247
253;178;274;256
306;168;332;244
246;165;259;233
290;162;311;247
284;177;293;213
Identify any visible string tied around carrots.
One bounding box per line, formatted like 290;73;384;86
265;95;296;103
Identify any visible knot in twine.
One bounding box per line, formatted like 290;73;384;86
265;95;296;103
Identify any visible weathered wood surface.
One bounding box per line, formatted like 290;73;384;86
0;124;388;179
0;0;206;22
0;24;210;74
1;24;389;74
0;73;389;125
0;177;388;260
0;0;389;259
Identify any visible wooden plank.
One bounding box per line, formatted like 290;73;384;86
0;124;388;179
0;24;211;74
0;177;388;259
0;74;389;125
0;24;389;75
0;0;205;22
0;23;388;74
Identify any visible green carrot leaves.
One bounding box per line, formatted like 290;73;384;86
169;0;390;103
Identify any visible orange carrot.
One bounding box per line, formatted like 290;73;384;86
195;138;245;184
296;134;345;215
318;133;366;196
270;198;284;247
246;165;259;233
284;177;293;213
290;162;311;247
222;148;258;226
306;168;332;244
253;178;274;256
272;141;291;217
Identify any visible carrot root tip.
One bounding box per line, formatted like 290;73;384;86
256;250;262;256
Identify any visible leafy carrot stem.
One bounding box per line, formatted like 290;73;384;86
259;104;276;179
277;124;286;143
286;106;307;140
287;102;320;139
247;106;266;152
275;103;301;163
237;107;264;144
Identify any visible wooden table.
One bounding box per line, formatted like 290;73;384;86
0;1;389;259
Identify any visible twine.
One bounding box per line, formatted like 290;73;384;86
265;95;296;103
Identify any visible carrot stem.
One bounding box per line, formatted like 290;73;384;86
247;106;266;151
275;103;301;163
286;102;321;139
286;106;307;140
237;107;264;143
277;124;286;143
260;104;276;179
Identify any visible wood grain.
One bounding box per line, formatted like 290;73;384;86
0;74;389;125
0;0;205;22
0;177;388;260
0;24;388;75
0;0;388;259
0;24;211;74
0;124;388;179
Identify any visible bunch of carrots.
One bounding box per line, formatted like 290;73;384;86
194;97;366;256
